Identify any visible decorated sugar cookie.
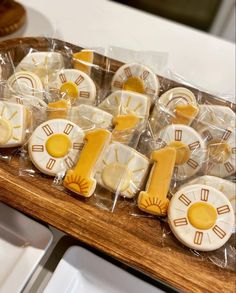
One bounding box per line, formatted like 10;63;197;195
6;71;44;98
16;52;64;86
54;69;96;102
195;105;236;130
73;50;94;75
111;63;159;98
28;119;84;176
159;87;197;111
157;124;205;180
199;126;236;178
99;90;150;119
0;101;28;148
95;142;149;198
138;147;176;216
64;129;112;197
184;175;236;231
69;104;113;130
152;87;198;130
168;184;234;251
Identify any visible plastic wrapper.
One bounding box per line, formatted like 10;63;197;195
0;38;235;271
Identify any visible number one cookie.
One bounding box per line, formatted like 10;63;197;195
63;129;111;197
138;147;176;216
112;113;139;143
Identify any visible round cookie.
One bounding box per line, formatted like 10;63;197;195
95;142;149;198
157;124;205;180
195;105;236;130
28;119;84;176
16;52;64;86
159;87;197;111
98;90;150;119
111;63;159;98
184;175;236;232
54;69;96;103
0;101;28;148
199;126;236;178
168;184;234;251
7;71;44;99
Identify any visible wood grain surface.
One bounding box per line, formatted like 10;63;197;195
0;37;235;292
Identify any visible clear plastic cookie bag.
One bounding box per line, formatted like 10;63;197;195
0;52;34;163
9;40;107;178
144;71;236;270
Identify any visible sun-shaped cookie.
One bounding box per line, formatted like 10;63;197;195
111;63;159;99
69;104;113;130
98;90;150;120
95;142;149;198
0;101;28;148
16;51;64;86
28;118;84;176
54;69;96;103
184;175;236;232
168;184;234;251
199;125;235;178
194;105;236;130
157;124;206;180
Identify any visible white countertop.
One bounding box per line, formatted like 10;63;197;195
1;0;235;97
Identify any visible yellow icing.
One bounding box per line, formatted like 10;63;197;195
60;81;78;101
168;141;190;165
102;162;132;192
187;202;217;230
113;113;139;131
73;51;94;75
0;118;13;145
46;134;71;158
47;99;69;119
123;77;145;94
208;141;231;163
63;129;111;197
172;104;198;125
138;147;176;216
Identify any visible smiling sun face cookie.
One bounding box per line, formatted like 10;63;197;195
95;142;149;198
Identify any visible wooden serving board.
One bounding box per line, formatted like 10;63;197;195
0;37;235;292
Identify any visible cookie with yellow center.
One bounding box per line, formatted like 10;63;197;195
54;69;96;103
156;124;206;180
111;63;159;99
0;101;29;148
183;175;236;232
199;125;236;178
28;119;84;176
168;184;234;251
95;142;149;198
